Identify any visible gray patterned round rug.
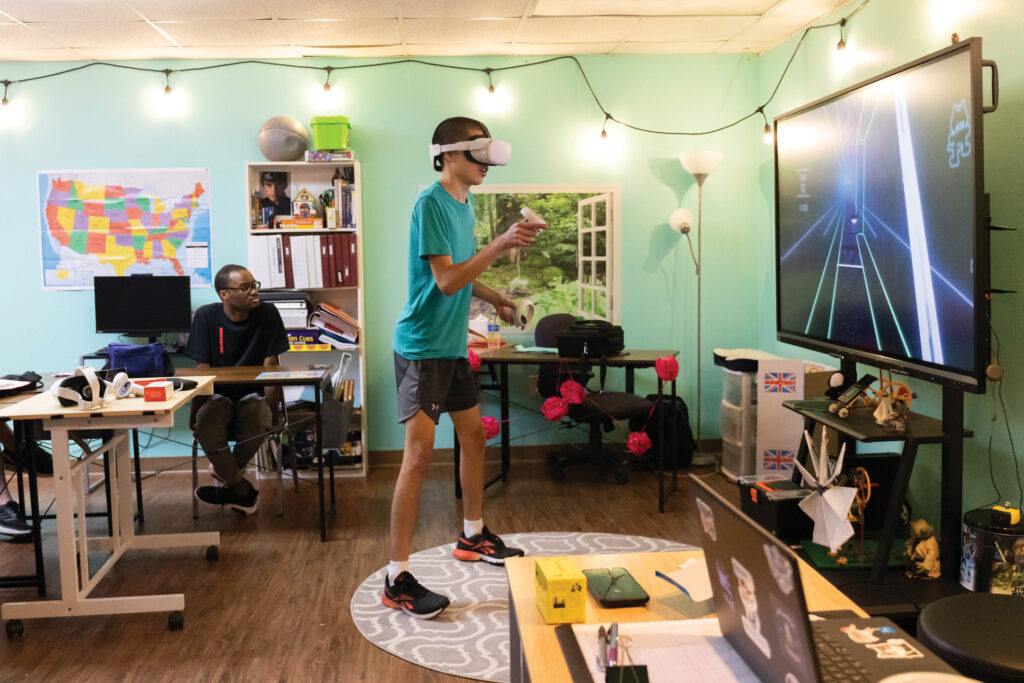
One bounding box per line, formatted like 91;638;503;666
350;532;694;682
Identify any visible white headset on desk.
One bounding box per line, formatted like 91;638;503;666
51;367;145;409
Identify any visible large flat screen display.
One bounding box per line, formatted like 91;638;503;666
775;39;988;391
94;275;192;336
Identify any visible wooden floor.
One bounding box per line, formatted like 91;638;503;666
0;459;733;682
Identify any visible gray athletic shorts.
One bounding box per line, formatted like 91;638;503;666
394;351;480;424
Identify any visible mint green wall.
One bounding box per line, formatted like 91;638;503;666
0;53;763;454
757;0;1024;521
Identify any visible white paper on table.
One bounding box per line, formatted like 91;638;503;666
659;558;714;602
572;620;759;683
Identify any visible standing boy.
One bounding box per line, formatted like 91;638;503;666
386;117;544;619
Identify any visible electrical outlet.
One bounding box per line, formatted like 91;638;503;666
528;374;539;397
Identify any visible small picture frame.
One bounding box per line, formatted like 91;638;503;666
294;201;315;218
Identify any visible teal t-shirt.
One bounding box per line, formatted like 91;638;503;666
393;181;477;359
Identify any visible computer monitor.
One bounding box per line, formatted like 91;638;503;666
94;276;192;339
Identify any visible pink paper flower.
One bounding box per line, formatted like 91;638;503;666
559;379;585;405
627;431;652;456
467;349;481;371
482;415;500;440
542;396;569;421
655;356;679;382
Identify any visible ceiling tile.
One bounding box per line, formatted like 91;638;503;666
730;15;812;42
630;15;757;41
405;42;514;56
71;46;189;61
510;42;618;54
0;0;139;23
300;45;408;57
403;1;529;19
517;17;637;43
28;21;175;48
403;18;519;44
126;0;270;22
156;20;290;47
616;41;726;54
264;0;397;20
0;23;62;49
718;40;775;53
279;19;400;46
765;0;848;17
180;45;307;58
0;47;84;61
532;0;775;16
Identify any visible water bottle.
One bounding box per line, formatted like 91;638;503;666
487;311;501;349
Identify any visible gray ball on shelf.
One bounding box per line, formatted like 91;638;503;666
258;116;309;161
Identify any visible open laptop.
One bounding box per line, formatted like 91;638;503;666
690;474;957;682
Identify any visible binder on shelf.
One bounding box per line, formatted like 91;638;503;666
348;233;358;286
268;234;286;289
326;235;338;287
281;236;295;289
248;235;271;285
308;235;323;288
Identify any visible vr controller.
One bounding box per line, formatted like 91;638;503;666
520;207;546;224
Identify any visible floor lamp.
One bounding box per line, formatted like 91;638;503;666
677;150;722;466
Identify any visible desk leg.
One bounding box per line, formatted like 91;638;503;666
500;363;510;482
25;423;46;596
626;367;635;395
51;429;82;609
871;438;919;581
315;386;327;543
507;586;529;683
658;377;665;513
132;428;144;525
940;386;964;578
453;432;462;500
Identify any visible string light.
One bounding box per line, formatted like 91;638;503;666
0;0;871;144
758;107;773;145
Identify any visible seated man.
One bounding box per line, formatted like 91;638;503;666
186;264;289;515
0;422;31;538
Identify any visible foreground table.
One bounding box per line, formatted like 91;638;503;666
505;550;867;683
0;376;219;636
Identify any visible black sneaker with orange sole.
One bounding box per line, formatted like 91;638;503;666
382;571;451;619
453;527;525;565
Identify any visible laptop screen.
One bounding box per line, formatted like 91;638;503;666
690;475;822;683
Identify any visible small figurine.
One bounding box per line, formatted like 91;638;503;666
904;519;941;579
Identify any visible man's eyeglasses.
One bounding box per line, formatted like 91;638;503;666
224;281;261;294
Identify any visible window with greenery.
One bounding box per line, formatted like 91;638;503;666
471;189;616;327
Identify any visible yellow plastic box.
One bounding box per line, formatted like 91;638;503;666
534;558;587;624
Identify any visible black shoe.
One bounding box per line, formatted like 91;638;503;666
453;526;525;565
382;571;451;619
0;501;31;537
194;482;258;515
2;444;52;477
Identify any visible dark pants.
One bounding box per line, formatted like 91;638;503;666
194;393;272;486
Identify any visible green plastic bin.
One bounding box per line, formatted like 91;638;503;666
311;116;351;150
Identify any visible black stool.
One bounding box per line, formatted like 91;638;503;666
917;593;1024;682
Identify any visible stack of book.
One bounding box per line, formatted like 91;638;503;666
248;233;358;289
309;301;359;347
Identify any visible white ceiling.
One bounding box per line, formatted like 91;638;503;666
0;0;850;62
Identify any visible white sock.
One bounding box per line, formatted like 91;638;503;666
388;561;410;582
464;518;484;538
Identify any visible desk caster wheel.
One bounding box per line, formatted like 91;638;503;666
205;545;219;562
168;611;183;631
5;619;24;639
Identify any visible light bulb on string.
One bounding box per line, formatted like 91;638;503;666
323;66;333;92
757;107;773;145
600;113;611;139
836;18;847;51
163;69;172;95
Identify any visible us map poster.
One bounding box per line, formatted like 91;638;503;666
38;168;213;289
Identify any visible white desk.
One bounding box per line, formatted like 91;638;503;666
0;376;219;634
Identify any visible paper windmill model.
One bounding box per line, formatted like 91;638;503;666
795;430;856;553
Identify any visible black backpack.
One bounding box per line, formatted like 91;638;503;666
629;394;696;469
0;371;42;399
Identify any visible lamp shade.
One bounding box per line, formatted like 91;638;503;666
669;208;694;233
679;150;723;177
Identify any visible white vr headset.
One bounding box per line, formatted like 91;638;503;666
51;367;144;410
429;137;511;170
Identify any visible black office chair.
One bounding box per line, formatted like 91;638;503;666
535;314;653;484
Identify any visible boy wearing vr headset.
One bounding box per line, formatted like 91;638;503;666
386;117;544;619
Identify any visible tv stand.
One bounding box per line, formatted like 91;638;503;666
784;386;970;581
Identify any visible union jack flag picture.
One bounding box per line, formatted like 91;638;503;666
762;449;795;471
763;371;797;393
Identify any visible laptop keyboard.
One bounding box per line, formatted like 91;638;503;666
812;623;871;682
